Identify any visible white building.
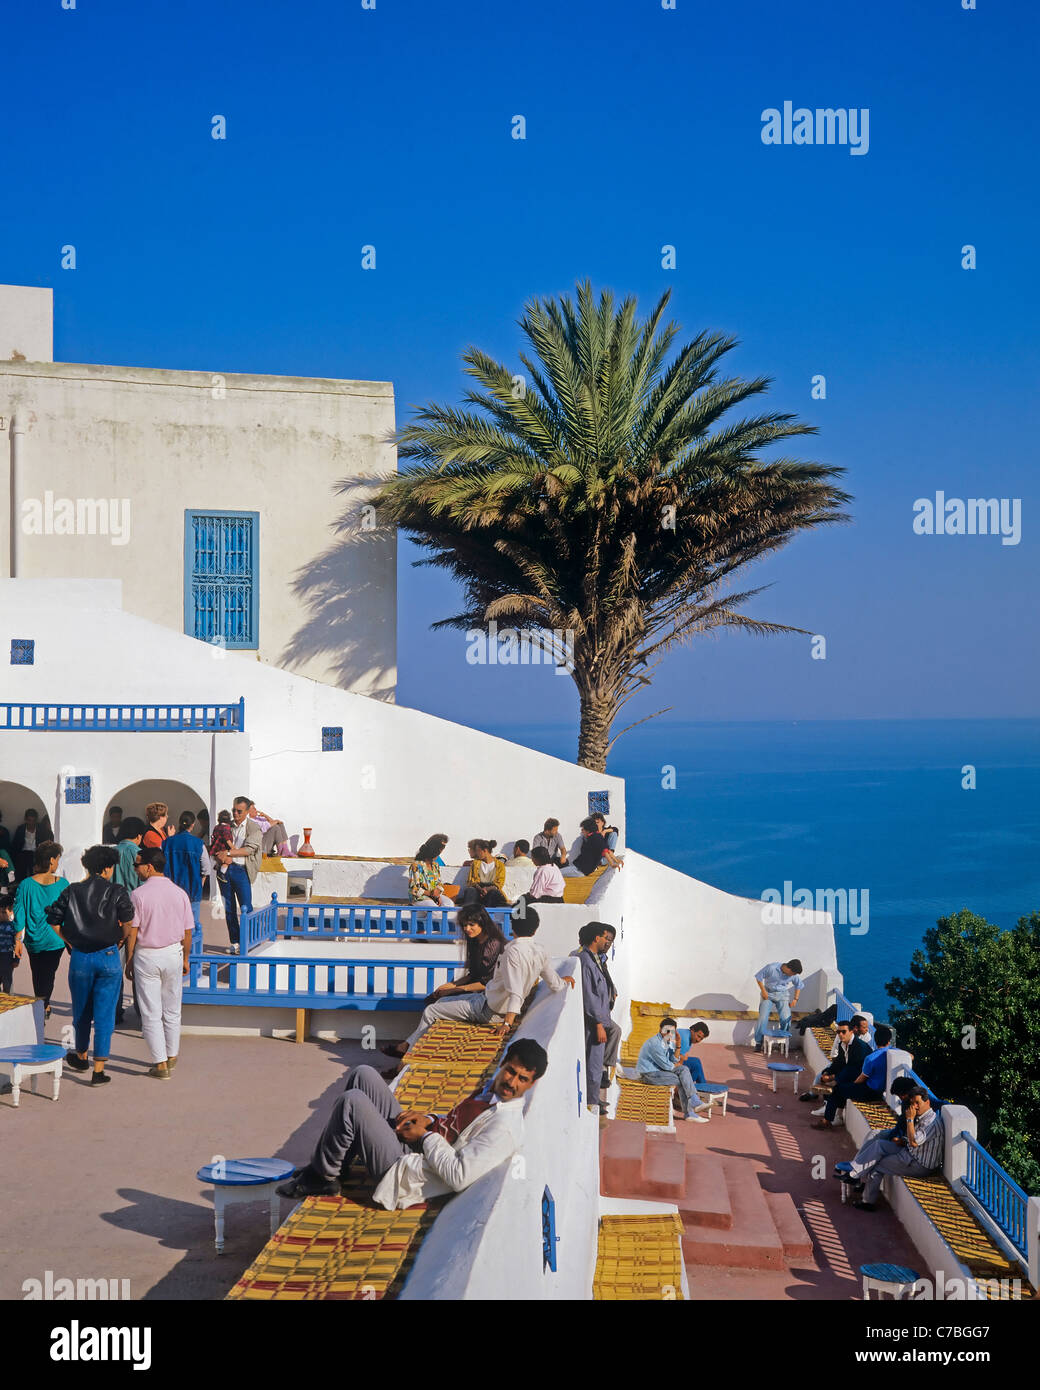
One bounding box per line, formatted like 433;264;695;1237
8;295;1009;1306
0;284;396;700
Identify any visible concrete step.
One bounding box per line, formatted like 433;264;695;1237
600;1120;647;1195
640;1136;688;1200
681;1159;785;1271
763;1190;814;1261
677;1154;732;1230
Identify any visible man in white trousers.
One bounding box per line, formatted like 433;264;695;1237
126;846;194;1079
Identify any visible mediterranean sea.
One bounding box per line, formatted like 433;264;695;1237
486;718;1040;1016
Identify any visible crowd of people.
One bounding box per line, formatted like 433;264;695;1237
406;815;623;910
752;955;947;1211
0;792;289;1087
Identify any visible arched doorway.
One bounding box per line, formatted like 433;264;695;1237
104;779;209;838
0;781;54;877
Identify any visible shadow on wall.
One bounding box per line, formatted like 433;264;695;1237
282;480;395;700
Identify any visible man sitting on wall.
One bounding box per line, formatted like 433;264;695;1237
800;1013;874;1102
383;906;575;1064
809;1019;872;1128
636;1017;710;1123
276;1039;549;1205
816;1024;893;1125
752;959;803;1050
836;1075;944;1193
850;1086;945;1212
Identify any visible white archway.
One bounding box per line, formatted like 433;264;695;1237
103;779;209;835
0;781;54;864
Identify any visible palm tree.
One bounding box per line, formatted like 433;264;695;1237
375;282;851;772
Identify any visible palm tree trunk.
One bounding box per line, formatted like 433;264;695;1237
576;689;614;773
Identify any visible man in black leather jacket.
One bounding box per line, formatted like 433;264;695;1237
46;845;134;1086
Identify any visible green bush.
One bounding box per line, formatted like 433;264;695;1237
887;908;1040;1195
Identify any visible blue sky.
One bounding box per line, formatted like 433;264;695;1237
5;0;1038;744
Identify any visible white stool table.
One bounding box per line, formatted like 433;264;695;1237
763;1030;791;1059
695;1082;730;1116
0;1044;64;1106
767;1062;803;1093
196;1157;296;1254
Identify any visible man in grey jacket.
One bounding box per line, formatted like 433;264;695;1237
216;796;262;950
570;921;616;1114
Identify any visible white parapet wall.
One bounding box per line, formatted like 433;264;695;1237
621;849;837;1020
400;954;601;1300
0;579;624;864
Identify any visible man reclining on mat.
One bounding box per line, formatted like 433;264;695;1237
277;1038;549;1208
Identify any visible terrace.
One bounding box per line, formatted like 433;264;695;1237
7;875;1033;1304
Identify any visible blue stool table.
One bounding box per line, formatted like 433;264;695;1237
861;1261;921;1300
763;1029;791;1059
0;1044;64;1107
695;1081;730;1117
767;1061;802;1093
196;1157;296;1254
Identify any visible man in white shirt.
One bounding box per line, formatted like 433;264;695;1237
276;1039;549;1204
386;906;575;1062
125;847;195;1079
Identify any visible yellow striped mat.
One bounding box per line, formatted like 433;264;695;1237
593;1213;685;1300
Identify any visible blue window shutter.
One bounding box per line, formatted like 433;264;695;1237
184;512;259;649
11;639;35;665
541;1188;559;1272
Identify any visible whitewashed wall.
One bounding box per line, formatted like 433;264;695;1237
621;850;836;1016
0;343;396;697
400;955;601;1300
0;580;624;867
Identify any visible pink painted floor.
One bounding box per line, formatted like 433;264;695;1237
0;904;375;1301
652;1042;922;1299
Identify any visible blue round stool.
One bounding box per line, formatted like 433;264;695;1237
0;1044;65;1107
196;1157;296;1254
767;1061;802;1093
861;1261;921;1300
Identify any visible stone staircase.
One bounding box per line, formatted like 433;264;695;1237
601;1120;813;1272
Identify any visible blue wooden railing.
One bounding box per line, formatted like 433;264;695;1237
183;952;464;1010
277;899;514;941
0;697;245;732
833;989;856;1022
241;899;279;954
961;1132;1028;1258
